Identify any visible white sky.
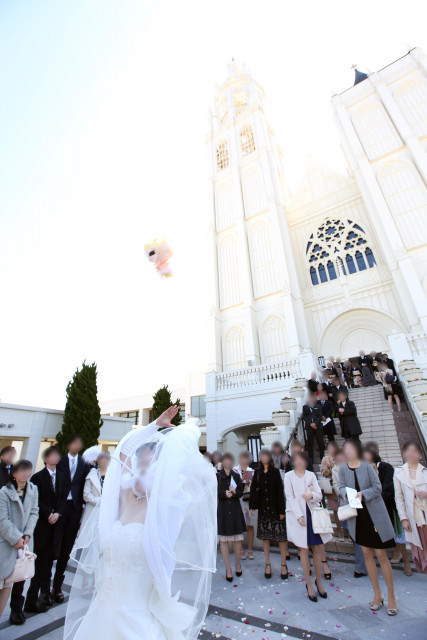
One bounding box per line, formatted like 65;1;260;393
1;0;426;409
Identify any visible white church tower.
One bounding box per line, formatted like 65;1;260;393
206;62;309;374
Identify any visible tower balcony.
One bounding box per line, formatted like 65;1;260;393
214;358;302;392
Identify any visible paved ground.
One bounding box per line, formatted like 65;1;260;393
1;549;426;640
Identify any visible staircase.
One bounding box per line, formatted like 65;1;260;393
346;386;402;466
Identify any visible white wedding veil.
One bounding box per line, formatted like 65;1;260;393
64;418;217;640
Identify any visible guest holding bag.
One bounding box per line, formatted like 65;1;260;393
285;451;332;602
339;440;397;615
0;460;39;621
394;440;427;574
217;453;246;582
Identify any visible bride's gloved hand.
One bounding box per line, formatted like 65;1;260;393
156;406;179;429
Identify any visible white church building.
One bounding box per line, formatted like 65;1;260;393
204;48;427;455
97;49;427;459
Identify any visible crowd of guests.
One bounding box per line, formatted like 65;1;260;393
206;435;427;612
0;438;111;625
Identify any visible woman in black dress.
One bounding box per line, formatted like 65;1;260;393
217;453;246;582
339;440;397;615
249;448;288;579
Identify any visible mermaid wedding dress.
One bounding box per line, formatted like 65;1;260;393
64;417;217;640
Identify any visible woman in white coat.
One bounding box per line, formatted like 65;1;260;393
80;452;111;530
285;451;332;602
394;440;427;574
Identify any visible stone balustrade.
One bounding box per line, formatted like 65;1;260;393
216;358;302;391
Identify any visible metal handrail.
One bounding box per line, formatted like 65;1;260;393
285;414;304;451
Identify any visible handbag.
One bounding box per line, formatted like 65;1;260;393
337;504;357;521
308;503;334;534
4;545;36;586
318;476;333;494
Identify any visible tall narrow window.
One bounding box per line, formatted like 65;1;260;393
240;125;255;157
233;89;247;115
318;263;327;283
216;140;229;171
327;260;337;280
337;257;346;275
310;266;319;285
355;250;367;271
365;247;376;268
346;254;357;274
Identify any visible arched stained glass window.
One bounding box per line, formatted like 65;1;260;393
365;247;376;268
318;263;327;283
310;266;319;285
306;218;377;286
240;125;255;157
355;250;367;271
327;260;337;280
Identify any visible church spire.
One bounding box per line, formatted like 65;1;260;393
351;64;368;85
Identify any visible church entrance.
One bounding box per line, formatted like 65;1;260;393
320;308;405;361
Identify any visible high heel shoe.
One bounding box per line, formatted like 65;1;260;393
305;584;317;602
387;606;398;616
235;567;242;577
315;579;327;599
370;595;384;611
322;560;331;580
225;571;233;582
281;563;288;580
265;563;272;579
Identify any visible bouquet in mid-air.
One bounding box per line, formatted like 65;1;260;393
144;238;173;278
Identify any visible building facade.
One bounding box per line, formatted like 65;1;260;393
103;50;427;459
205;50;427;456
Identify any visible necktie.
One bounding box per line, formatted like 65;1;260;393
51;472;56;491
70;457;76;481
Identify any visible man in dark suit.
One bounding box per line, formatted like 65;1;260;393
337;390;362;440
52;434;90;602
330;377;348;408
0;445;16;488
302;394;324;462
317;389;336;442
358;350;375;386
21;446;67;619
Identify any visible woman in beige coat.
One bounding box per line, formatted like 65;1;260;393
394;440;427;574
285;451;332;602
80;452;111;530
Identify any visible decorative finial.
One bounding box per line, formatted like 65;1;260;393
351;64;357;70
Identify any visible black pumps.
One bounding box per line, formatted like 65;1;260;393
305;584;317;602
315;579;328;599
281;563;288;579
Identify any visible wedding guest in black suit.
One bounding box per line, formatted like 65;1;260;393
302;394;324;462
317;389;336;442
52;435;90;602
0;446;16;488
330;377;348;408
217;453;246;582
23;446;67;616
285;440;314;472
307;372;319;394
358;351;375;386
337;390;362;440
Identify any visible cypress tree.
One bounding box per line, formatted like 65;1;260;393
56;361;104;453
151;385;181;427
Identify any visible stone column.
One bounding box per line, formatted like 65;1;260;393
387;331;414;366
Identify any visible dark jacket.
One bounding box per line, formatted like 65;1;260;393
249;467;285;517
301;404;322;430
377;460;397;516
307;379;319;393
0;462;13;489
330;384;348;407
30;467;68;557
358;355;373;370
285;456;314;473
316;398;337;436
57;454;90;513
337;400;362;437
217;469;246;537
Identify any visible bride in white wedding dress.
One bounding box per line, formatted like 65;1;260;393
64;407;217;640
